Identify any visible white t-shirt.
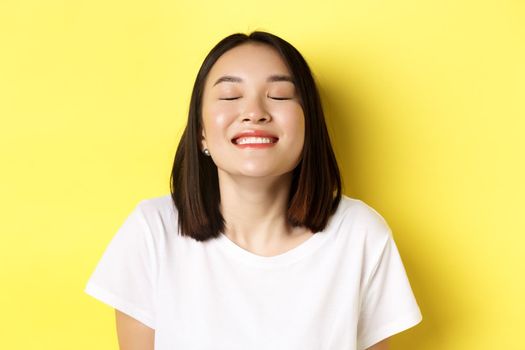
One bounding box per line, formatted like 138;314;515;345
84;194;422;349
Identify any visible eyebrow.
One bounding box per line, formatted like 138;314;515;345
212;74;295;86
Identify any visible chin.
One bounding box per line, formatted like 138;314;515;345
216;159;298;179
239;165;298;179
236;167;276;178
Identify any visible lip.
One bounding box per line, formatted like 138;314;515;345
235;142;276;149
231;130;279;145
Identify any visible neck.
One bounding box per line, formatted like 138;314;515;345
217;170;300;250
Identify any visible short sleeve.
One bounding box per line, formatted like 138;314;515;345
357;232;422;349
84;201;157;329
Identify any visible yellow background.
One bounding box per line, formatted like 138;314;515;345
1;0;524;348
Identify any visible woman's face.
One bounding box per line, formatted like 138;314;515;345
201;42;305;179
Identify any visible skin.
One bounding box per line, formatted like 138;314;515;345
115;310;154;350
115;308;388;350
200;42;312;255
115;42;390;349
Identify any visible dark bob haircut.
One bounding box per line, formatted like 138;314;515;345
170;31;341;242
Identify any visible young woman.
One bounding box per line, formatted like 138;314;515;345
85;31;422;350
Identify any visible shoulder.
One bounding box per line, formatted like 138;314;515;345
332;195;393;246
335;195;392;233
134;193;177;219
128;194;179;240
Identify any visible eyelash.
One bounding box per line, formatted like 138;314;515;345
219;97;292;101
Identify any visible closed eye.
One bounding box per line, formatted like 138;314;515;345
269;97;292;100
219;97;241;100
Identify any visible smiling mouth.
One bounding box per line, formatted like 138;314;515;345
232;136;279;145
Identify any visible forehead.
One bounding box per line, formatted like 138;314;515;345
206;43;292;82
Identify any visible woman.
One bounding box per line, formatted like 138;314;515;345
85;31;422;350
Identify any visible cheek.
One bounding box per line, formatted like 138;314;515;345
274;105;305;140
205;101;238;120
202;103;237;143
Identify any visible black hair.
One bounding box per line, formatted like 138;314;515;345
170;31;341;241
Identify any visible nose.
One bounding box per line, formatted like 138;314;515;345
240;96;271;123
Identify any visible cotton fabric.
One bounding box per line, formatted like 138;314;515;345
84;194;422;349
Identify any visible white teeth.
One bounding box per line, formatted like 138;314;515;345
236;137;275;145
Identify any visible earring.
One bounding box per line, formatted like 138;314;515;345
203;148;211;156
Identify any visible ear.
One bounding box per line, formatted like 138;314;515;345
200;127;207;150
